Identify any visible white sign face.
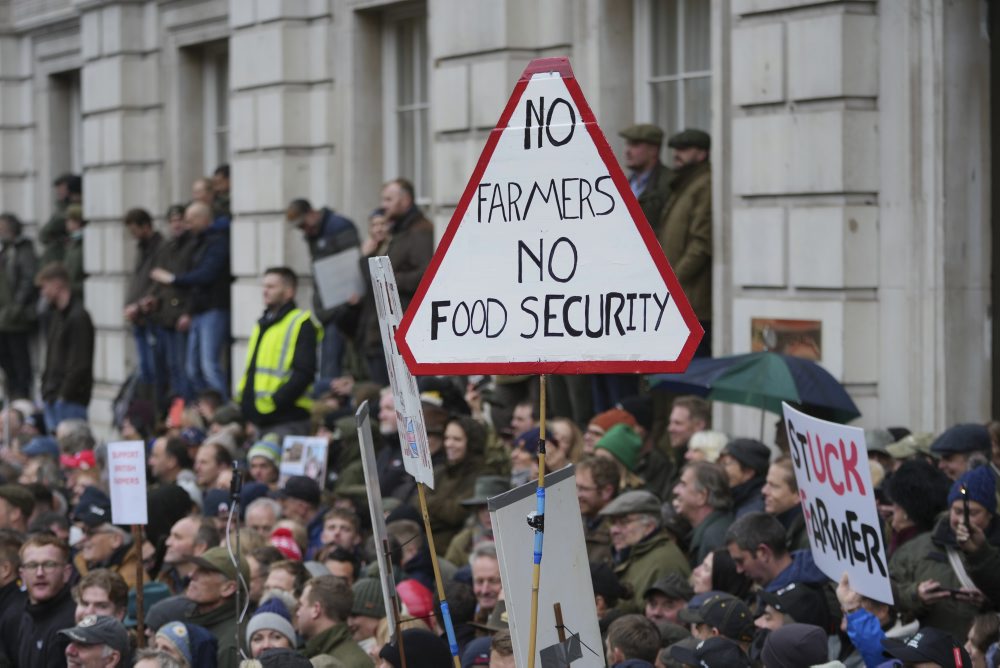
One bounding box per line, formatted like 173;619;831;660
108;441;148;525
279;435;329;486
370;256;435;488
781;403;893;604
490;466;603;668
314;248;365;310
396;57;702;375
356;402;402;638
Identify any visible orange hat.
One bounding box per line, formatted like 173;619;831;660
588;409;637;434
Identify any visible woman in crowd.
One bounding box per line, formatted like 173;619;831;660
424;416;488;552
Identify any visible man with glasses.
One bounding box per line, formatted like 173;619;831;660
597;490;690;612
3;534;76;667
71;487;144;589
59;613;130;667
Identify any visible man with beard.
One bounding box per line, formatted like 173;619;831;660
657;129;712;357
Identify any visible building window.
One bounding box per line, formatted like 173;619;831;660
201;42;229;174
382;8;430;204
635;0;711;133
50;70;83;174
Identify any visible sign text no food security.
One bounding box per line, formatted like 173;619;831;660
395;58;702;375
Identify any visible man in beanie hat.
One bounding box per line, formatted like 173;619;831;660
347;578;386;653
931;423;991;480
295;574;372;666
598;490;690;611
595;424;643;473
584;408;638;453
883;459;951;556
182;545;251;668
247;433;282;488
718;439;770;519
891;465;999;639
246;597;297;657
379;627;450;668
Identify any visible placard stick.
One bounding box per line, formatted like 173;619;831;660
132;524;145;648
384;538;407;668
527;375;547;668
554;602;566;643
416;483;462;668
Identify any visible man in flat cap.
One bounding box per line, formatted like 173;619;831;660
598;490;690;612
658;128;712;357
183;545;250;668
619;124;671;233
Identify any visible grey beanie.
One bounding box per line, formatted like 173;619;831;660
245;597;297;647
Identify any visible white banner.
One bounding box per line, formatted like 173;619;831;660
782;403;892;604
108;441;148;525
369;256;435;487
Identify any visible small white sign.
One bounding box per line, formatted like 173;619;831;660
370;256;434;488
279;435;329;486
314;248;365;310
108;441;148;525
490;466;603;668
782;403;893;604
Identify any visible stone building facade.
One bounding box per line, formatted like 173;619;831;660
0;0;991;437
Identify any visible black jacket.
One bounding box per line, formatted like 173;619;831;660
42;296;94;405
9;585;75;668
174;224;231;314
307;208;360;324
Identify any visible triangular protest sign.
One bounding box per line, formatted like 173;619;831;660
396;57;703;375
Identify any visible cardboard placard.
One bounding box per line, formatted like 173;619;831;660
279;435;329;487
108;440;148;525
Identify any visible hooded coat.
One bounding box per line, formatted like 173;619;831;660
424;416;487;552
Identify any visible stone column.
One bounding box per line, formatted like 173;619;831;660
78;0;165;432
228;0;335;373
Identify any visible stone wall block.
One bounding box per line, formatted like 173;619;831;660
85;277;126;328
0;80;30;126
843;300;878;384
432;63;468;132
788;13;877;101
429;0;506;59
733;0;874;16
789;206;877;288
231;280;260;338
231;218;259;276
470;59;517;129
432;137;477;208
229;93;257;152
732;207;786;286
732;23;783;106
0;128;32;174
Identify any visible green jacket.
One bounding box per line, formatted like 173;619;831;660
64;234;85;301
636;161;672;234
187;600;242;668
889;523;987;639
657;161;712;321
689;510;733;567
0;236;38;332
424;454;483;553
614;529;690;611
303;622;373;667
39;203;67;265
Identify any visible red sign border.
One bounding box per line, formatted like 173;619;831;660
394;57;704;375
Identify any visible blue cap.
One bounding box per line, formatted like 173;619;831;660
931;424;991;456
202;489;231;517
23;436;59;459
73;486;112;527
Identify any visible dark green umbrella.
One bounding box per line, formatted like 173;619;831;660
648;351;861;424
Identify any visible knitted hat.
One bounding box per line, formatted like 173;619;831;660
514;427;541;456
246;597;296;647
379;628;452;668
947;465;997;514
352;578;386;618
721;439;771;476
884;459;951;531
588;409;638;435
594;424;643;471
270;527;303;561
157;622;194;666
248;433;282;467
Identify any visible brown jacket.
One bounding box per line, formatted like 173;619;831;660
74;541;145;590
657;161;712;321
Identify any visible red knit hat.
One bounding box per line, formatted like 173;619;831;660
588;409;637;435
269;527;302;561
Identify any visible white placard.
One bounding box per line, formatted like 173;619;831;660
782;403;893;604
314;248;365;310
369;256;434;488
396;58;702;375
490;466;603;668
108;440;148;525
356;402;401;637
279;435;329;486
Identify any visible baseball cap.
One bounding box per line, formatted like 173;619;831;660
22;436;59;459
183;545;250;584
72;486;112;528
59;615;130;657
677;590;728;624
597;490;661;517
679;593;754;644
881;627;972;667
670;636;750;668
756;582;830;631
277;476;321;506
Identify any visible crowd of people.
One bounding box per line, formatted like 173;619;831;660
0;126;994;668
